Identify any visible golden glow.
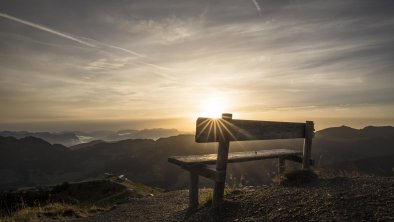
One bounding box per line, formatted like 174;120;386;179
200;97;227;118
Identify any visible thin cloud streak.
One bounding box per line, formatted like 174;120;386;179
138;60;170;71
0;12;96;48
0;12;144;57
79;35;144;57
251;0;262;15
0;12;172;70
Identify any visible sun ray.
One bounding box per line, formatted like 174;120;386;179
196;118;212;138
216;119;226;141
206;119;214;141
218;119;248;150
217;119;237;141
213;119;217;141
196;118;210;128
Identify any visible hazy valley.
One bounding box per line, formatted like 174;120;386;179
0;128;182;147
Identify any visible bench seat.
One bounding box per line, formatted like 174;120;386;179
168;149;302;166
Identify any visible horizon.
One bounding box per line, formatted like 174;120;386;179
1;116;393;133
1;0;393;132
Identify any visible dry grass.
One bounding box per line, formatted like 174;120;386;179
315;168;365;178
199;187;241;205
273;169;319;186
0;178;161;222
0;203;107;222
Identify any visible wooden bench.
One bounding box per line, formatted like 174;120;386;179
168;113;314;210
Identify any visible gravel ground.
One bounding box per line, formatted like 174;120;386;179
73;177;394;222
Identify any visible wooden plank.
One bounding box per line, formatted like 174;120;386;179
168;149;302;166
189;172;199;208
303;121;314;169
196;117;306;143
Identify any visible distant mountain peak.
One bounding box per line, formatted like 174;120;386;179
362;125;394;130
316;125;394;139
0;128;182;147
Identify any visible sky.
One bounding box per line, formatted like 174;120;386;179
0;0;393;132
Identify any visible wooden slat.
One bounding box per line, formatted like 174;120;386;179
196;117;306;143
168;149;302;166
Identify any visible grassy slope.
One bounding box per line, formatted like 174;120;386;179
0;177;161;222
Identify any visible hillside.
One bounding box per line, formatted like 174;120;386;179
73;177;394;222
316;125;394;139
0;177;161;221
0;128;181;146
0;131;79;147
1;125;394;190
313;126;394;170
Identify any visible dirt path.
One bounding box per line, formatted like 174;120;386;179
73;177;394;222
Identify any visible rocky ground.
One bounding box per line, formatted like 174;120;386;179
73;177;394;222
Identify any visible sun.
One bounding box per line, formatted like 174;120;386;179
200;98;227;118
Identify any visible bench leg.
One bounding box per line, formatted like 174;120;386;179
189;172;199;209
212;139;230;211
303;121;314;169
278;157;285;175
212;179;225;210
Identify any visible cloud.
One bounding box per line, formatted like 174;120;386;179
0;12;96;47
251;0;262;15
0;12;174;73
0;12;143;57
101;14;201;45
85;57;136;71
0;0;393;128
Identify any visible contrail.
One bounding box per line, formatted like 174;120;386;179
251;0;262;15
138;60;170;71
0;12;171;70
0;12;96;47
106;44;143;57
78;35;144;57
0;12;143;57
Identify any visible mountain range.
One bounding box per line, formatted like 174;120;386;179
0;125;393;190
0;128;181;147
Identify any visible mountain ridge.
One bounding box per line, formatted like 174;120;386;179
0;128;182;147
316;125;394;139
0;125;393;190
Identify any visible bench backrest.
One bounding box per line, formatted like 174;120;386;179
193;113;314;209
196;115;313;143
